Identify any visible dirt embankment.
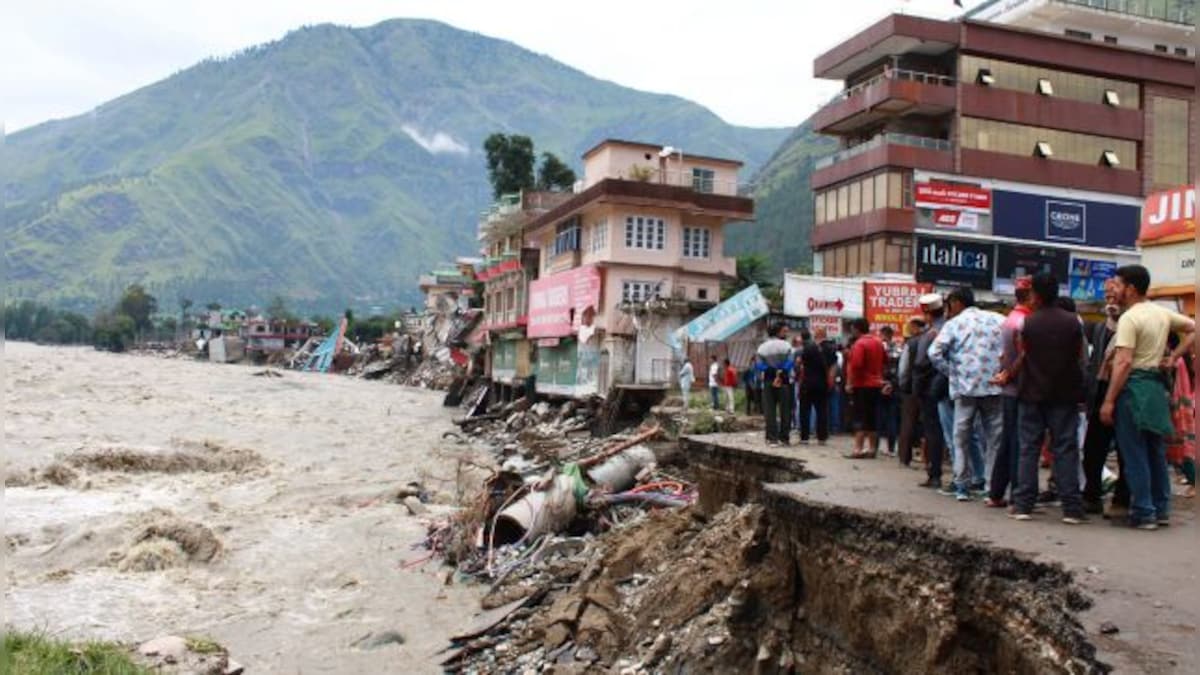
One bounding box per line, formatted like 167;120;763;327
449;498;1107;674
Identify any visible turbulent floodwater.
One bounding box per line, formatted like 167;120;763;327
4;342;483;673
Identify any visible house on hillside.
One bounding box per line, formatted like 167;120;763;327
522;139;755;397
419;258;480;313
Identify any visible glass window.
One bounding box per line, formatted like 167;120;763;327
553;216;581;256
959;117;1137;169
1151;96;1189;189
835;246;846;276
837;185;849;219
872;238;886;273
861;176;875;213
682;226;711;258
624;215;666;250
848;180;861;217
815;192;826;225
888;172;903;208
622;280;661;303
874;174;887;211
691;168;715;193
902;172;913;208
960;55;1139;109
885;244;901;272
590;219;608;252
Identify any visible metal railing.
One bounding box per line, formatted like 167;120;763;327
1058;0;1194;26
825;69;956;106
594;168;742;196
814;133;953;169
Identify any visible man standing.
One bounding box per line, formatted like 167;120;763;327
897;317;927;467
929;287;1004;502
796;329;832;444
844;318;887;459
1081;278;1130;516
998;274;1088;523
913;294;948;488
985;277;1033;508
722;358;737;413
1100;265;1195;530
678;357;695;411
877;326;902;456
708;355;721;409
757;324;795;447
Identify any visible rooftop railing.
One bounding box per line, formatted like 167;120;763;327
813;133;953;169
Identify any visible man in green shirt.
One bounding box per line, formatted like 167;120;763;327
1100;265;1195;530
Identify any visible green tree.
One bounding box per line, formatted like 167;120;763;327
536;152;577;192
722;254;776;300
93;312;136;352
206;302;222;312
310;315;336;335
483;133;535;198
117;284;158;335
266;295;296;323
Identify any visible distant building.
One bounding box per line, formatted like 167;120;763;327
419;258;480;312
806;4;1195;306
239;317;318;355
521;139;754;397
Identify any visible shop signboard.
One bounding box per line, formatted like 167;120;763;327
914;182;992;212
528;264;602;339
992;189;1138;249
1140;241;1196;288
1067;258;1117;302
1140;185;1196;244
863;281;933;334
914;235;995;290
783;274;863;318
808;315;843;340
671;284;769;350
994;244;1070;295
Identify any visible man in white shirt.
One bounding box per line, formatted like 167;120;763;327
708;355;721;409
679;359;695;411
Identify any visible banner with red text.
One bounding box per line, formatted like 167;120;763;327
863;281;933;334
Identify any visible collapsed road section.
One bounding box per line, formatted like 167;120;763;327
440;433;1115;674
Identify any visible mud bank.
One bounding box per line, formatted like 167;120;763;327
447;435;1110;673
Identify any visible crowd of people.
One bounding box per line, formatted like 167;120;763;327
698;264;1196;530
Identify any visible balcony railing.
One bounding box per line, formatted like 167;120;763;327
814;133;953;169
825;69;955;106
587;169;742;196
1058;0;1193;26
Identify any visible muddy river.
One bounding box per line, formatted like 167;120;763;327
4;342;484;673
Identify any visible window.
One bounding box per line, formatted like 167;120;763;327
1103;35;1118;44
1151;96;1189;188
1176;47;1189;57
959;117;1137;169
1064;28;1092;40
814;192;826;225
682;226;711;258
552;216;581;256
861;176;875;212
887;171;903;209
1155;44;1168;53
848;180;861;217
837;185;849;219
622;280;660;303
697;288;709;300
692;168;715;193
901;172;913;208
590;220;607;253
960;55;1139;109
874;174;887;211
624;215;666;250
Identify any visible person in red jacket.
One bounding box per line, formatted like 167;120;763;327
722;358;738;413
845;318;887;459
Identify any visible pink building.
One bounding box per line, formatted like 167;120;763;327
523;140;754;397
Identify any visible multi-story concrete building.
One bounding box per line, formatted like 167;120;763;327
522;139;754;397
808;4;1195;306
476;191;571;395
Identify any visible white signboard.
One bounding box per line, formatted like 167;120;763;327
783;274;863;318
1141;242;1194;288
808;315;843;339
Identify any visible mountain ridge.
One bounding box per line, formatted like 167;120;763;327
4;18;794;314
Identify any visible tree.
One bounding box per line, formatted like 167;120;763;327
206;302;222;312
117;284;157;338
266;295;296;323
722;254;776;300
536;152;577;192
93;311;136;352
483;133;535;198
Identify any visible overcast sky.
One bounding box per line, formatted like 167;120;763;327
1;0;970;133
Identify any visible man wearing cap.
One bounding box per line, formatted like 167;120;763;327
897;316;927;467
984;276;1033;508
929;287;1005;502
912;293;948;489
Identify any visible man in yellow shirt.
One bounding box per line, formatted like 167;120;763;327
1100;265;1195;530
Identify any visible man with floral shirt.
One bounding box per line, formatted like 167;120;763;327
928;287;1005;502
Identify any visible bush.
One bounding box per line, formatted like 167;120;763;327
3;630;151;674
93;312;137;352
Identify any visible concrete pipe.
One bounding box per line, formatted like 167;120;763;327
493;474;578;546
585;444;656;493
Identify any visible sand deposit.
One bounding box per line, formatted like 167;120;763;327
5;342;487;673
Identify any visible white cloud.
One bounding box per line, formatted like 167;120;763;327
400;124;469;155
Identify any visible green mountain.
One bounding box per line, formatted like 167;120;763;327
726;120;836;277
4;19;789;315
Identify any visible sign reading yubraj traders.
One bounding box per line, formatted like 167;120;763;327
527;265;602;339
864;282;933;333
